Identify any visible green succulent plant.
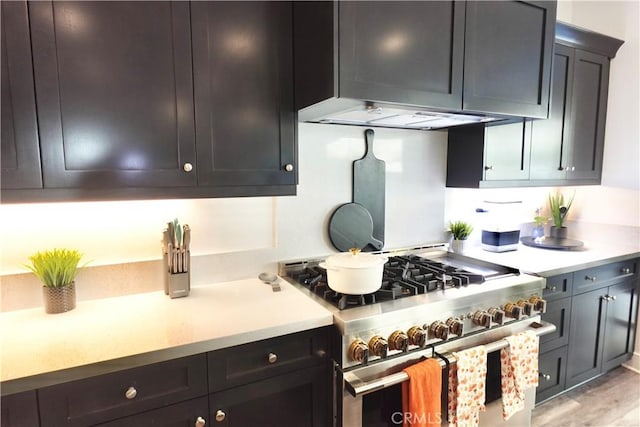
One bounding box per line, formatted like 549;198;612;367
25;248;85;288
548;192;575;228
448;220;474;240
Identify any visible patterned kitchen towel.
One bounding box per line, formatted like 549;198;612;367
447;345;487;427
402;357;442;427
500;330;540;420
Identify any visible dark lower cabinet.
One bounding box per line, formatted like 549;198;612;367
209;366;327;427
537;261;638;404
4;328;330;427
536;346;568;404
1;390;40;427
566;277;638;389
0;1;42;189
95;397;209;427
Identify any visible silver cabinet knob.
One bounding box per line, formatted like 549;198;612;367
621;268;631;274
125;386;137;400
610;295;617;301
545;285;557;292
284;163;294;172
195;416;206;427
484;165;494;171
268;352;278;364
183;163;193;172
539;373;551;381
585;276;597;282
215;410;225;422
570;166;576;171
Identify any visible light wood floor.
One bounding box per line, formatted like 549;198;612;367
532;366;640;427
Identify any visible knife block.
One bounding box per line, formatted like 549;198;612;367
163;249;190;298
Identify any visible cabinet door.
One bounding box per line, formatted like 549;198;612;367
192;1;296;188
339;1;465;110
536;346;568;404
530;44;574;180
29;1;197;189
602;280;638;371
463;1;555;118
540;297;571;352
567;49;609;182
566;287;605;388
483;120;531;181
1;1;42;190
1;390;40;427
95;397;209;427
209;366;327;427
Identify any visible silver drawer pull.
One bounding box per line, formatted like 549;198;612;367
545;285;557;292
539;373;551;381
621;268;631;274
195;416;206;427
215;410;226;422
585;275;597;282
268;352;278;364
125;386;137;400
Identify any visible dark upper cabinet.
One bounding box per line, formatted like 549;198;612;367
530;44;611;184
568;49;610;181
446;120;532;187
29;1;197;190
463;1;556;119
337;1;465;110
1;1;42;190
448;22;623;188
530;44;574;180
191;1;296;188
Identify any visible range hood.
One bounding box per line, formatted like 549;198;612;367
299;101;507;131
293;2;551;131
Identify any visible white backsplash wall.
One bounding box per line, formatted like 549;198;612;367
1;123;448;309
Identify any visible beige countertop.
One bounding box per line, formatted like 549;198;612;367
464;240;639;276
1;277;333;395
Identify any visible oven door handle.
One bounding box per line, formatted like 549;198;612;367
343;320;556;398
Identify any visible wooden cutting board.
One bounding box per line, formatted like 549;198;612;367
353;129;385;245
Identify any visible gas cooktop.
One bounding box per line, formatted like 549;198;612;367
281;246;520;310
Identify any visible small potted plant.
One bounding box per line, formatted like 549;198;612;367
448;220;474;253
532;209;548;240
548;192;575;239
25;248;85;314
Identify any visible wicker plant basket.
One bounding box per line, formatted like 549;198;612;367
42;282;76;314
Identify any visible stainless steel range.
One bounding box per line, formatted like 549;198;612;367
280;245;556;427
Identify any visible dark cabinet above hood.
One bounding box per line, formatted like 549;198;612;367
294;1;556;131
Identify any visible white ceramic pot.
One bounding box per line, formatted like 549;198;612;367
319;250;388;295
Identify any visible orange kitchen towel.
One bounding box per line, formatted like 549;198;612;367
500;330;540;420
447;345;487;427
401;357;442;427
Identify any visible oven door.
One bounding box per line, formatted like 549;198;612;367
337;319;554;427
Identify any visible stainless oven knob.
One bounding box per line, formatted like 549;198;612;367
487;307;505;325
471;311;492;328
407;326;427;347
427;321;449;340
516;299;534;316
368;335;389;358
349;339;369;363
504;303;524;320
446;317;464;336
529;296;548;313
388;330;409;352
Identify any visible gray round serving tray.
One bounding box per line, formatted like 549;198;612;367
520;236;584;250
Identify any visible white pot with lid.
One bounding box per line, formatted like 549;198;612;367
319;248;388;295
